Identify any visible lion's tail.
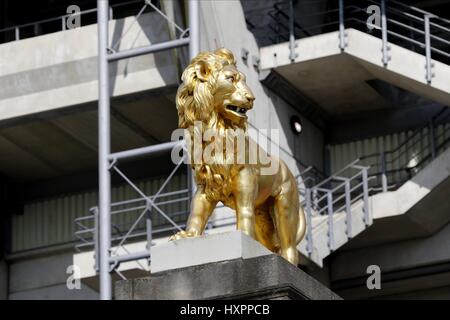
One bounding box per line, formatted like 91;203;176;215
296;206;307;245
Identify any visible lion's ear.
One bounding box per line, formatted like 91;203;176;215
194;60;210;82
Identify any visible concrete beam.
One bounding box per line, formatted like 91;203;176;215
0;12;179;121
260;29;450;116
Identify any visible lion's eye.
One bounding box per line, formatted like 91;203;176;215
225;74;235;81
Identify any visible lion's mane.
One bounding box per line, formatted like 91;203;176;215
176;48;245;202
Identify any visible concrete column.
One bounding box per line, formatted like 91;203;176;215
0;259;8;300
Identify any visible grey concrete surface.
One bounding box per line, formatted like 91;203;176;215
116;254;341;300
7;249;97;300
0;260;7;300
331;221;450;282
0;12;179;122
260;29;450;114
151;231;272;273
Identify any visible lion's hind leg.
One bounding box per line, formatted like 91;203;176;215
272;187;300;265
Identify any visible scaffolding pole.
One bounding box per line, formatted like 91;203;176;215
189;0;200;59
97;0;111;301
97;0;199;300
187;0;200;200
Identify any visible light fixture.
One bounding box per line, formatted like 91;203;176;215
290;115;302;135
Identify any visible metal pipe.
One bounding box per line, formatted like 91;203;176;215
108;37;190;62
424;15;433;84
189;0;200;60
327;191;335;251
338;0;345;51
188;0;200;209
381;0;389;66
362;168;371;225
93;208;99;273
97;0;112;300
306;188;313;256
429;119;436;159
313;159;360;189
108;140;182;162
288;0;297;61
344;179;352;238
109;250;150;265
145;208;152;263
380;151;388;192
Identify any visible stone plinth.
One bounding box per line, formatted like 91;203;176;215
115;231;340;300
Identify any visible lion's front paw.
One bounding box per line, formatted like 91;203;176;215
168;230;198;241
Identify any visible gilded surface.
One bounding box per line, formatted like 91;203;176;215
169;48;306;265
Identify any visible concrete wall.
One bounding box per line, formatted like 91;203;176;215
0;11;179;122
329;123;450;174
8;250;97;300
330;221;450;299
241;0;329;46
12;173;187;253
376;286;450;300
0;259;7;300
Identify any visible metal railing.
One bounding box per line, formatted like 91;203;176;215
298;106;450;257
359;107;450;192
247;0;450;78
74;187;239;271
0;0;146;44
74;187;190;258
299;105;450;257
303;162;372;254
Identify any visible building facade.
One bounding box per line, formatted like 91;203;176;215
0;0;450;299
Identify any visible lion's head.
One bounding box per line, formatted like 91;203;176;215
176;48;255;130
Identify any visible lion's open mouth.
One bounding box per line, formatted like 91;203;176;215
226;105;249;116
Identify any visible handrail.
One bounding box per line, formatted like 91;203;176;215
360;107;450;162
312;159;362;189
390;0;450;26
259;0;450;68
0;0;144;42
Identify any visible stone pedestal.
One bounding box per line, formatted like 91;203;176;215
115;231;341;300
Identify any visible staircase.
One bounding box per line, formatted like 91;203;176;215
298;107;450;267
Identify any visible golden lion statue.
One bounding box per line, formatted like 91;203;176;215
170;48;306;265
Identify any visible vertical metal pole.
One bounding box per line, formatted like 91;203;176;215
93;207;100;273
313;188;318;210
429;119;436;159
288;0;297;62
145;206;152;262
15;27;19;41
327;191;335;252
62;17;66;31
362;168;371;225
306;189;313;256
338;0;345;51
97;0;112;301
381;0;389;66
188;0;200;205
344;180;352;238
189;0;200;61
424;15;433;84
381;151;388;192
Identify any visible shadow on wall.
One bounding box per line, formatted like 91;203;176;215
107;11;183;95
263;85;325;179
